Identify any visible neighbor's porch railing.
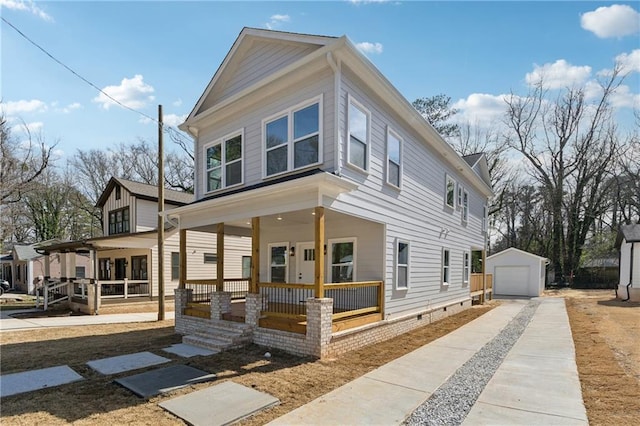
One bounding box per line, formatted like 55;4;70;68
100;279;150;299
258;281;383;334
36;281;69;310
184;278;250;306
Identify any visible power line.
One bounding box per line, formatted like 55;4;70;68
1;16;191;145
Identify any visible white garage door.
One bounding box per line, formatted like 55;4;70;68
495;266;530;296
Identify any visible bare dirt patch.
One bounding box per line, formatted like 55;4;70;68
0;305;494;425
560;289;640;425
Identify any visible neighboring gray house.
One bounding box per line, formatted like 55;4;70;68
168;28;493;358
616;224;640;302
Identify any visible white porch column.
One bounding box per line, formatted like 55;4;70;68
69;252;77;280
44;255;51;280
60;252;68;281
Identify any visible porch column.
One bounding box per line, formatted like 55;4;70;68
60;251;68;282
251;217;260;294
314;206;325;298
44;254;50;281
179;229;187;289
217;223;224;292
68;252;76;281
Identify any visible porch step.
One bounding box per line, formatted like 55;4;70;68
182;320;253;352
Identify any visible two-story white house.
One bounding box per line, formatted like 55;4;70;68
168;28;493;358
41;177;251;314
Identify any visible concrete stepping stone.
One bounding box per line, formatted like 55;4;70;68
115;364;217;398
87;351;170;375
0;365;84;397
162;343;218;358
159;381;279;426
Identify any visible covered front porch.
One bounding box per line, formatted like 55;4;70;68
169;172;385;357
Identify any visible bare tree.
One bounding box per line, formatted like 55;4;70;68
0;115;57;204
503;67;625;283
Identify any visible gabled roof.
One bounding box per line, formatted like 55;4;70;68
487;247;548;262
96;177;194;208
616;224;640;248
181;27;493;198
186;27;337;122
12;244;42;261
462;153;491;188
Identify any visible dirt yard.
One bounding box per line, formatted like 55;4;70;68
0;291;638;425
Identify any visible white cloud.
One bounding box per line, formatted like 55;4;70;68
93;75;155;110
615;49;640;74
452;93;510;125
54;102;82;114
12;121;43;135
525;60;591;89
581;4;640;38
1;99;48;115
610;84;640;109
265;14;290;30
162;113;187;127
355;41;383;54
0;0;53;21
172;98;183;107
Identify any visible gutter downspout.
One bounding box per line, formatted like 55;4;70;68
326;51;342;177
615;246;621;299
623;242;634;302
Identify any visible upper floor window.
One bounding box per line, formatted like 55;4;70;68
204;131;243;193
462;189;469;223
387;128;402;188
115;185;121;200
108;207;130;235
482;205;488;233
264;97;321;177
445;175;456;209
348;96;370;171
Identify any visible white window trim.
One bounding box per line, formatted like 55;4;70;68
445;174;456;209
463;251;470;285
267;242;289;283
482;204;488;233
262;95;324;179
346;94;371;174
395;239;410;289
202;129;245;194
442;248;450;286
386;126;403;189
327;237;357;283
462;189;469;223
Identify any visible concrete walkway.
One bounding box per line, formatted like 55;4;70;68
0;310;174;332
269;298;587;425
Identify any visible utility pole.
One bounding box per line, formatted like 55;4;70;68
157;105;165;320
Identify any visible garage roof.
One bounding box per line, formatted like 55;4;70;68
487;247;548;262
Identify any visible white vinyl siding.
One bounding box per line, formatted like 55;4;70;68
347;95;370;172
263;96;322;178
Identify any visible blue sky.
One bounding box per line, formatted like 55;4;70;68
2;1;639;160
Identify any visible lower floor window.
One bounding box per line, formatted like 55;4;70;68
463;251;470;284
329;238;356;283
396;240;409;288
269;243;288;282
171;252;179;281
442;248;450;285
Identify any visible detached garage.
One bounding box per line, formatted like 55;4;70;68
486;248;548;297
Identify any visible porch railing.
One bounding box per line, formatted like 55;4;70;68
100;279;150;299
184;278;250;305
257;281;384;333
37;281;69;310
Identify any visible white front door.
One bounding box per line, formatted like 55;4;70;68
296;242;316;283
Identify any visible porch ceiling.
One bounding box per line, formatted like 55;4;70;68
167;172;357;231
